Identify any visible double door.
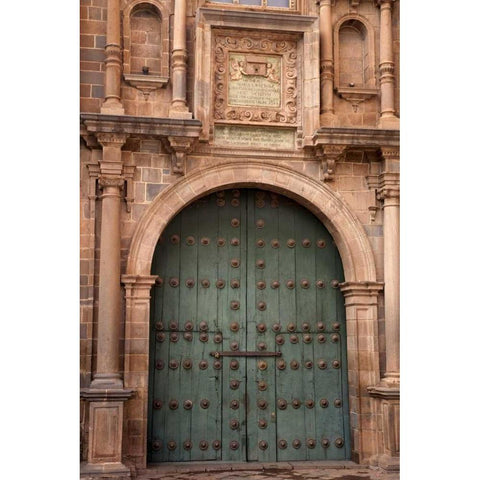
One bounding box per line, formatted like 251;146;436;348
148;189;350;462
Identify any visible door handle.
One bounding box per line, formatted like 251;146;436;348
210;351;282;358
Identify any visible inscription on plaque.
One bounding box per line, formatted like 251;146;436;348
228;54;281;108
214;125;295;149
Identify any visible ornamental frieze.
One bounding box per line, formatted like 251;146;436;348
213;30;299;126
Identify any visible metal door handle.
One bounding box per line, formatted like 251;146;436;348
210;351;282;358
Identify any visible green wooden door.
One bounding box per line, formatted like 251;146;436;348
148;189;350;463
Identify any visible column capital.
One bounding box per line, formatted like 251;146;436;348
96;132;128;148
379;146;400;161
340;281;384;298
377;172;399;201
98;175;125;189
376;0;395;7
122;274;158;295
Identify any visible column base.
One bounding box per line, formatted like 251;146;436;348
90;374;124;390
377;454;400;472
320;112;335;127
377;115;399;130
169;108;193;119
81;461;131;479
101;99;125;115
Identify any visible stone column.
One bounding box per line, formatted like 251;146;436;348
319;0;335;125
377;0;398;129
169;0;192;118
101;0;124;114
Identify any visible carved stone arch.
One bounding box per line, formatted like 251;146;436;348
122;0;171;80
126;162;377;283
333;13;377;90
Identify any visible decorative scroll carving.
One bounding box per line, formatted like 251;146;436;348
213;30;299;126
98;176;125;189
317;144;347;182
96;133;129;147
161;136;196;175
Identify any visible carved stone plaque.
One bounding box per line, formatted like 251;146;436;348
213;30;299;126
214;125;296;149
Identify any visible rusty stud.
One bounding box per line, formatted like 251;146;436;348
257;239;265;248
257;399;267;410
255;191;266;199
200;399;210;409
230;360;239;370
302;239;312;248
334;399;342;408
230;440;239;450
303;334;312;344
317;322;326;331
287;322;296;332
292;399;301;409
199;321;208;331
230;340;239;351
214;333;223;344
184;321;194;331
290;335;298;344
256;219;265;229
217;198;225;207
230;322;239;332
258;360;267;371
186;236;195;246
257;280;266;290
331;334;340;343
216;191;225;198
271;280;280;289
317;239;326;248
321;439;330;448
258;419;267;429
170;234;180;244
305;399;314;409
231;237;240;246
302;322;310;332
231;198;240;207
212;440;221;450
201;279;210;288
305;360;313;369
320;398;329;408
217;238;226;247
231;218;240;227
199;332;209;342
169;359;178;370
230;380;240;390
259;440;268;450
231;300;240;310
167;441;176;451
155;277;163;287
278;439;287;449
185;278;195;288
287;239;296;248
155;360;164;370
169;321;178;330
232;189;241;197
183;440;192;451
272;323;281;332
184;332;193;341
183;400;193;410
153;399;163;410
258;380;267;391
231;258;240;268
317;334;326;343
216;279;225;289
230;399;239;410
277;359;286;370
271;239;280;248
301;279;310;289
257;323;267;333
256;199;265;208
257;342;267;351
155;321;164;331
169;400;178;410
199;440;209;451
332;360;341;369
290;360;299;370
335;438;344;448
307;439;316;449
169;277;179;288
316;280;325;289
183;359;192;370
152;440;162;451
318;360;327;370
230;419;239;430
213;360;222;370
231;279;240;289
286;280;295;289
333;322;341;331
256;259;265;269
257;301;266;311
292;439;301;449
331;280;339;288
199;360;208;370
170;333;178;343
156;332;165;342
201;237;210;245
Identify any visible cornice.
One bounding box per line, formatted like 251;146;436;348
313;127;399;148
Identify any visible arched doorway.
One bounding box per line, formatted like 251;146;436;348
147;188;350;462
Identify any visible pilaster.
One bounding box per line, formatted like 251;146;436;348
319;0;335;126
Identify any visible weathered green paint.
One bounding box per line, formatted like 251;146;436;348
148;189;350;463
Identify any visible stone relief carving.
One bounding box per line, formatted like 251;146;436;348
213;30;299;126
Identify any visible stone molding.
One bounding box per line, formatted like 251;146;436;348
80;388;135;402
367;384;400;400
98;176;125;189
313;127;399;146
316;144;347;182
160;136;196;175
377;172;399;202
96;132;129;147
340;281;384;299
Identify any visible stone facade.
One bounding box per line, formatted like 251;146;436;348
80;0;399;477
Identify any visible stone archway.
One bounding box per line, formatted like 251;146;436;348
122;162;383;469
